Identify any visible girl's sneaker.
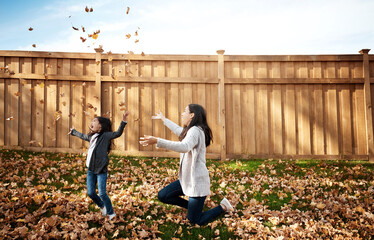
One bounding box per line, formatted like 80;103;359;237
109;213;116;220
100;206;107;216
220;198;234;212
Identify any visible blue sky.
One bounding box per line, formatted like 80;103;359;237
1;0;374;55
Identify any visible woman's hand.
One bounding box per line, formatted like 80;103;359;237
123;111;130;122
152;110;165;121
139;135;158;146
67;126;75;135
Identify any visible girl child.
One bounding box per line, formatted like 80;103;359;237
139;104;233;226
68;111;129;220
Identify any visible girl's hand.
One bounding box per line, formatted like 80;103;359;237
123;111;130;122
67;126;75;135
139;135;158;146
152;110;165;121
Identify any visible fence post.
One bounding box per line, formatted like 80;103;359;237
359;49;374;162
94;47;104;116
217;50;226;160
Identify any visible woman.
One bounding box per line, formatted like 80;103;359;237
139;104;233;226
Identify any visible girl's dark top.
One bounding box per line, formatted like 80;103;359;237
71;121;127;174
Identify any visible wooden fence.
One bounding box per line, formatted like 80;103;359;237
0;48;373;161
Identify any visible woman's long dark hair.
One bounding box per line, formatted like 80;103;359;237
88;117;113;153
179;104;213;147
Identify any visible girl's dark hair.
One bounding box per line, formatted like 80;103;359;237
89;117;113;153
179;104;213;147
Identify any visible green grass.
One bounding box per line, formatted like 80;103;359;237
1;149;374;239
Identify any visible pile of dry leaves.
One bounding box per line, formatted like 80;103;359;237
0;150;373;239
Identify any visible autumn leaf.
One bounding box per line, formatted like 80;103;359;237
85;6;89;12
40;99;44;104
6;116;14;121
80;37;87;42
72;26;79;31
14;91;21;97
141;52;145;56
126;34;131;39
90;7;93;12
82;26;86;32
126;7;130;14
29;27;34;31
135;39;139;43
32;44;36;48
92;33;98;40
139;229;149;238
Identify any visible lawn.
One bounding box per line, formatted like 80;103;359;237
0;149;373;239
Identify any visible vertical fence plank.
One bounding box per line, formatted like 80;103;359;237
45;80;57;147
217;50;226;160
140;82;152;151
167;61;179;142
6;58;20;146
270;62;282;154
312;84;324;155
154;61;166;151
339;85;353;154
101;82;112;118
112;81;126;150
0;57;4;146
139;61;152;151
44;58;58;147
95;48;103;116
241;84;255;155
32;58;45;147
255;85;269;154
127;83;139;151
296;85;311;155
19;58;32;147
353;85;367;154
284;84;296;155
325;84;339;155
225;83;233;154
271;85;283;154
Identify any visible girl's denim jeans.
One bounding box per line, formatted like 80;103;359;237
86;170;114;215
158;180;224;225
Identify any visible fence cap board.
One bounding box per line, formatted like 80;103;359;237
224;54;365;62
0;50;218;62
1;50;371;62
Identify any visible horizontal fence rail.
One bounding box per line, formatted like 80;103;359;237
0;49;373;161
